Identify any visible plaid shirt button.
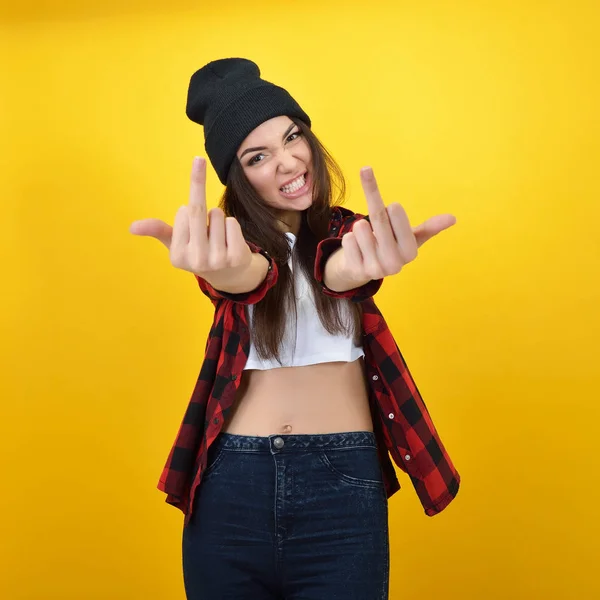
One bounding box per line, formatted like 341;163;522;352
388;413;395;419
372;375;379;381
404;454;411;461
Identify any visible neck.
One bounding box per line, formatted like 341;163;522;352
276;210;302;235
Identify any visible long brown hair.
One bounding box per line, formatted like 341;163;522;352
219;117;362;363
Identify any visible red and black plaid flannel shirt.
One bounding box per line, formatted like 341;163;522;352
158;206;460;525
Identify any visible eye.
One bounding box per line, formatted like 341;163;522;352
248;153;265;166
287;130;302;142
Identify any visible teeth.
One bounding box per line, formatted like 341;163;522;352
281;174;306;193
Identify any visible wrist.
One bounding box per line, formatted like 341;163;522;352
323;247;370;293
201;253;267;294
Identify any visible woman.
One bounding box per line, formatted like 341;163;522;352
130;58;460;600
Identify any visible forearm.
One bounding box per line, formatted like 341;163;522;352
323;247;371;293
202;252;270;294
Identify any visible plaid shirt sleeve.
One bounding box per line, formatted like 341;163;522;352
196;242;279;305
314;207;383;301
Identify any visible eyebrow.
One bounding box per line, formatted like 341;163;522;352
239;123;297;160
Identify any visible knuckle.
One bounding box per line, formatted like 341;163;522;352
353;219;371;232
386;259;404;274
208;253;226;270
368;210;387;225
169;249;182;267
187;256;200;273
363;259;381;280
365;267;383;280
402;245;418;263
189;250;207;273
381;251;405;274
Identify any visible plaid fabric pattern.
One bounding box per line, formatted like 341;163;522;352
158;207;460;525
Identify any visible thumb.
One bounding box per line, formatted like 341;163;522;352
412;214;456;248
130;218;173;249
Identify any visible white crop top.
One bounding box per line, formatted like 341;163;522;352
244;232;365;371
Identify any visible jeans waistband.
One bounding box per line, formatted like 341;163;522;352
211;431;377;453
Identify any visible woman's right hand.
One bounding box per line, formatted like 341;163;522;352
130;157;253;280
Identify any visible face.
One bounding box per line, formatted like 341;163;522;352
236;116;313;232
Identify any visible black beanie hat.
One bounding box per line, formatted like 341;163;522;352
185;58;312;185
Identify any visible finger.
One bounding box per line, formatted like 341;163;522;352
171;206;190;260
188;157;208;255
341;232;363;277
207;208;227;268
386;203;417;262
412;214;457;248
129;218;173;249
224;217;247;264
352;219;384;279
359;167;396;247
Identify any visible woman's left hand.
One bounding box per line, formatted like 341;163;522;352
338;166;457;282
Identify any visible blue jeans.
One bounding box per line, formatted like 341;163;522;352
182;431;389;599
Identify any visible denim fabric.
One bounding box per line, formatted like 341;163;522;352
182;431;389;599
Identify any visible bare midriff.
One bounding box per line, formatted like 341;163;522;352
222;357;374;436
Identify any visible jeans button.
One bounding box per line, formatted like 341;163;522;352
273;437;285;449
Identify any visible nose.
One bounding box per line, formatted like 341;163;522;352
277;149;301;172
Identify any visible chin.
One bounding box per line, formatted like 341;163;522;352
287;199;312;215
269;195;313;212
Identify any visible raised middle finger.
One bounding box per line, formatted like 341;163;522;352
188;157;208;253
359;167;396;248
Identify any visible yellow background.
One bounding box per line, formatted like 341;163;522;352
1;0;599;598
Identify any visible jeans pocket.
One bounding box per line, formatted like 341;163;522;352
319;447;384;490
202;444;226;480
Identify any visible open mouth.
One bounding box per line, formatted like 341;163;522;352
279;172;310;198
